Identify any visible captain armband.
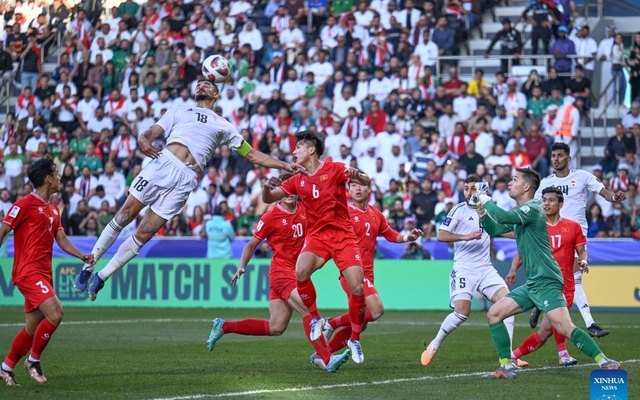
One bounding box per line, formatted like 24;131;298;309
236;140;253;157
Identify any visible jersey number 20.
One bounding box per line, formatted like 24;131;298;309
292;223;303;238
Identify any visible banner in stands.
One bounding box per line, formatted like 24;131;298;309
4;238;639;262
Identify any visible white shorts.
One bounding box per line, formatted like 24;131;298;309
449;265;507;307
129;150;198;220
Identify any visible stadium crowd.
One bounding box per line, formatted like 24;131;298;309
0;0;639;246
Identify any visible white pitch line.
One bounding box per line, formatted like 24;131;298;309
0;318;638;330
144;359;640;400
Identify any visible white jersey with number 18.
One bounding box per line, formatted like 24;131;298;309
535;170;605;234
156;105;244;171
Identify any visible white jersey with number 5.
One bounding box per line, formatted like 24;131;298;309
439;202;491;269
156;105;244;170
535;170;604;234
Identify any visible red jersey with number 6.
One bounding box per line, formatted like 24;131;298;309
349;204;398;281
253;201;307;275
280;158;355;236
3;193;63;284
546;217;586;291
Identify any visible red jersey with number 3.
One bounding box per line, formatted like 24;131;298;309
3;193;63;284
349;204;398;281
253;202;307;275
280;158;355;236
546;217;586;291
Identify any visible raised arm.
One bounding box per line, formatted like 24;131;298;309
598;187;626;203
261;176;289;204
230;236;261;285
484;201;528;225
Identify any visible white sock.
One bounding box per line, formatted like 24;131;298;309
504;315;515;352
432;312;467;347
28;355;39;363
83;220;124;272
1;362;12;371
97;235;143;281
573;271;595;327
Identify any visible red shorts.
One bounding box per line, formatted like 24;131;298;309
269;273;297;301
16;275;56;313
302;228;363;272
563;289;574;309
339;275;379;298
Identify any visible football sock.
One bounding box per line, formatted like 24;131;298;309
3;328;33;369
328;327;352;352
222;319;270;335
432;311;467;348
489;321;512;365
98;235;143;281
296;279;319;318
512;332;545;358
328;313;350;329
504;315;515;350
83;220;123;272
574;272;596;327
570;327;603;360
303;315;332;365
348;293;366;341
30;319;58;360
553;328;568;353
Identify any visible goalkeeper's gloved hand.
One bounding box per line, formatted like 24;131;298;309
469;194;491;218
475;182;490;195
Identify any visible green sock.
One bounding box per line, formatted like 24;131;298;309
490;322;512;363
569;328;604;359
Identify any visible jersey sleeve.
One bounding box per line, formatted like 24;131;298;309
331;160;349;185
155;105;177;136
3;202;24;230
280;174;299;196
585;172;605;194
377;209;400;242
438;206;461;233
252;212;273;241
485;200;539;226
574;221;587;247
225;127;246;154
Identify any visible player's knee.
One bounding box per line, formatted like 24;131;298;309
269;322;287;336
349;282;364;296
370;304;384;321
48;309;64;326
486;306;503;324
295;268;311;281
556;323;576;338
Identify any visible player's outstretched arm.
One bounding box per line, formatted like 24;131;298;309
231;236;261;286
55;230;94;264
437;229;482;243
599;187;626;203
0;223;13;245
261;176;288;204
241;143;306;174
138;125;166;159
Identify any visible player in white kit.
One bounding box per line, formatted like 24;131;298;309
421;175;526;368
529;142;626;337
73;80;303;300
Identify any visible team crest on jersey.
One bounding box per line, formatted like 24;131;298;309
301;214;306;220
320;174;328;181
443;217;452;226
9;206;19;218
570;180;576;186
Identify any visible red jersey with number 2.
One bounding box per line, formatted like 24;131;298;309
3;193;63;284
280;158;355;237
253;202;307;275
349;204;398;281
546;217;586;291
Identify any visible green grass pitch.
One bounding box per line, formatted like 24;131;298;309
0;308;637;399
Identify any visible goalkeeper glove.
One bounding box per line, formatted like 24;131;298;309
475;182;490;195
469;194;491;218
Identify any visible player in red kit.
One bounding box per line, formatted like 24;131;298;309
507;186;588;367
312;174;423;365
262;131;368;364
206;185;350;372
0;158;93;386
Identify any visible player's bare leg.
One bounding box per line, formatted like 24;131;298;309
75;195;147;292
542;307;620;369
483;297;522;379
340;265;366;363
295;252;328;341
573;260;608;337
0;308;47;386
88;209;167;300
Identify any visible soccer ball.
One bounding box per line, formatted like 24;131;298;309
202;55;230;84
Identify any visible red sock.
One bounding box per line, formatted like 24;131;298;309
513;332;545;359
303;315;332;365
297;279;320;318
222;319;271;336
364;309;375;323
328;327;352;352
4;328;33;368
348;293;366;341
552;328;567;353
328;313;350;329
30;319;58;361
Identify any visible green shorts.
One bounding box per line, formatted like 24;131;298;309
507;282;566;313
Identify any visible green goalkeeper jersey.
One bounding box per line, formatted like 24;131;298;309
482;199;564;288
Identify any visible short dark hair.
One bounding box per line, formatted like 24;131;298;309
551;142;570;155
516;167;541;192
542;186;564;203
295;130;325;157
464;174;481;184
197;79;219;93
27;157;56;188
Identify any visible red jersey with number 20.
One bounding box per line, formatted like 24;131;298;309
3;193;63;284
546;217;587;291
280;159;355;236
349;204;398;281
253;202;307;275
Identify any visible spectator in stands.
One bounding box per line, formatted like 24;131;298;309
629;33;640;103
602;123;636;174
75;165;98;200
610;33;627;109
452;83;477;122
524;122;549;176
467;69;488;98
438;103;460;139
490;105;513;140
414;30;439;72
623;102;640;132
109;124;137;173
485;18;522;74
203;206;235;259
586;203;607;238
522;0;556;64
572;25;598;82
499;78;527;118
551;26;576;79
